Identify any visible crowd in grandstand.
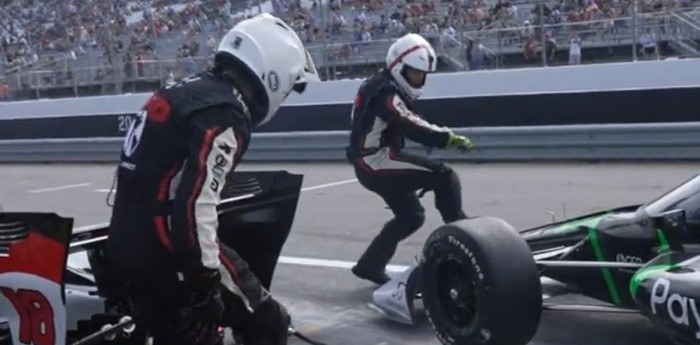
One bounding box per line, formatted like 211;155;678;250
0;0;692;100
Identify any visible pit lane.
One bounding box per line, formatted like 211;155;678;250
2;162;698;345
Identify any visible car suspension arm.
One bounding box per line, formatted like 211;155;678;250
543;303;640;314
289;326;331;345
70;316;135;345
536;260;644;268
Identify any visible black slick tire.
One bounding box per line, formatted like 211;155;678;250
421;216;542;345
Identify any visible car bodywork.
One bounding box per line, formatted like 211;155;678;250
371;174;700;345
0;170;304;345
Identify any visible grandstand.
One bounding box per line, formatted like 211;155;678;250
1;0;700;101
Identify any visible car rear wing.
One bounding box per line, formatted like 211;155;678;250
0;213;73;345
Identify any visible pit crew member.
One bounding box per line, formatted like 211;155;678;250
106;13;319;345
346;33;475;285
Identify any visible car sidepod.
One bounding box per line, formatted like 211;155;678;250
631;252;700;345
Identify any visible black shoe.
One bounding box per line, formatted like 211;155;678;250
351;265;390;285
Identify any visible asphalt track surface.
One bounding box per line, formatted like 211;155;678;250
2;161;700;345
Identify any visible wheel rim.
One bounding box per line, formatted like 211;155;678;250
435;253;479;334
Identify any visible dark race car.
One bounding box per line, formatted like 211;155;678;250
0;170;305;345
370;174;700;345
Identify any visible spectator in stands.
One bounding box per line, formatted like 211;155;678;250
468;37;486;70
544;30;557;63
640;27;658;59
206;35;217;54
523;35;538;63
568;32;582;64
424;19;440;45
0;80;10;101
331;10;346;35
443;24;458;46
522;20;535;39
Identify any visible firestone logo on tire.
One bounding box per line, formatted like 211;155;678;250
447;236;484;281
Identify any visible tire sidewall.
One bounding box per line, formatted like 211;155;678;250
422;226;491;345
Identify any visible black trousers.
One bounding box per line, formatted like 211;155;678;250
352;149;468;271
108;241;288;345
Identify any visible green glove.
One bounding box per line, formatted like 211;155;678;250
446;132;475;152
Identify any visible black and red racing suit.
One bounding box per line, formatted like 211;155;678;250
106;70;288;345
346;68;469;283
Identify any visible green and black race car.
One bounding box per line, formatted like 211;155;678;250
370;174;700;345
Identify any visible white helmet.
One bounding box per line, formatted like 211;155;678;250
385;33;437;100
215;13;320;126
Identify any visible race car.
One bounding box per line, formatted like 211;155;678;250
370;173;700;345
0;170;305;345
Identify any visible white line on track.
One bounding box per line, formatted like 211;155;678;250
68;251;410;274
92;179;358;194
29;183;92;194
301;178;357;192
278;256;409;273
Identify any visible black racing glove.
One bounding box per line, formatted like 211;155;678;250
183;268;225;325
237;297;291;345
174;268;225;344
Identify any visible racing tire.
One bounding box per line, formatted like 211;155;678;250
421;216;542;345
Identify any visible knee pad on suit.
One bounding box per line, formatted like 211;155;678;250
432;165;467;222
394;212;426;238
434;165;461;192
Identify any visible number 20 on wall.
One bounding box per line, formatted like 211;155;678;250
1;287;55;345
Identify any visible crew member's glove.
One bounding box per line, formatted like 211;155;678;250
446;132;475;152
237;297;291;345
184;268;225;325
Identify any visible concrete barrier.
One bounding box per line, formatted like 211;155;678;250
1;123;699;163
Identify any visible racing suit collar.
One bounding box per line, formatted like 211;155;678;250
209;69;258;127
227;73;268;127
381;68;412;101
